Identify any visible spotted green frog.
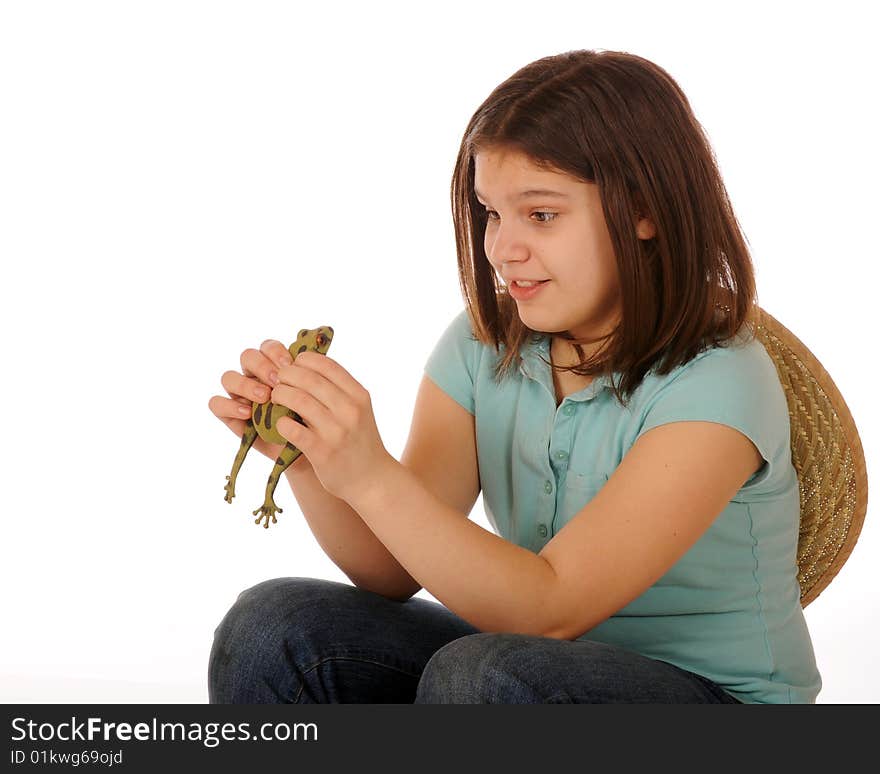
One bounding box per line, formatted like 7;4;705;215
224;326;334;528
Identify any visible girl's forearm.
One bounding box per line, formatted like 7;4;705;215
346;457;561;636
284;460;421;601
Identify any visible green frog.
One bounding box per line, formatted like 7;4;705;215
224;326;334;528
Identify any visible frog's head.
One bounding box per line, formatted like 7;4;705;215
290;326;334;358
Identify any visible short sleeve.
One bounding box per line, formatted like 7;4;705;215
634;339;793;495
423;308;479;416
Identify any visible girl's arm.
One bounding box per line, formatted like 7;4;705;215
348;419;762;639
352;457;559;635
284;373;481;603
273;350;762;639
284;460;421;601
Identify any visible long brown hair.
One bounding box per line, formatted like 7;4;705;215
450;49;759;409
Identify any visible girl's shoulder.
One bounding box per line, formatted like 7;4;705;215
632;332;793;493
656;330;777;392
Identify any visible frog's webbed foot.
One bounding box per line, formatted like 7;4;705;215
251;443;300;529
253;500;283;529
224;475;236;503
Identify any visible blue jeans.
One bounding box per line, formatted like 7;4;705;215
208;577;742;704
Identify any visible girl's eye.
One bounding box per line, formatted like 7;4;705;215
483;209;558;224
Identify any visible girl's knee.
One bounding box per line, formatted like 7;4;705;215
233;575;338;608
208;576;343;702
415;632;534;703
213;577;316;643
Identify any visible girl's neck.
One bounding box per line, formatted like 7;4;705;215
549;337;595;405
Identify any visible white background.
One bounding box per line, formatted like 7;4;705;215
1;0;876;703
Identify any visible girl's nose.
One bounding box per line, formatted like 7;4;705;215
486;222;529;267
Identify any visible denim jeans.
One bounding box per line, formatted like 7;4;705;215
208;577;742;704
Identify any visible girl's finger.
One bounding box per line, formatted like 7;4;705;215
240;347;285;389
272;383;333;436
221;369;272;405
259;339;294;369
276;359;349;419
209;395;253;420
292;352;367;404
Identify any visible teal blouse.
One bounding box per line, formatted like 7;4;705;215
423;308;821;704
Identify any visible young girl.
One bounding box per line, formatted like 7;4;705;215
207;49;821;704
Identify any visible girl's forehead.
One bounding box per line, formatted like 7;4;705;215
474;148;575;190
475;146;549;173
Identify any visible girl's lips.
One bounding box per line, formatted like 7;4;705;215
508;279;550;300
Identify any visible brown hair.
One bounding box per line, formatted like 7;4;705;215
450;48;760;409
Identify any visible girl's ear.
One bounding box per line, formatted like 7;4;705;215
632;190;657;240
636;216;657;240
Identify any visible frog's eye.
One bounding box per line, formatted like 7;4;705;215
299;329;308;339
316;334;326;346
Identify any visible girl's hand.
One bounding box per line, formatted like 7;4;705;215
207;339;312;468
270;350;393;505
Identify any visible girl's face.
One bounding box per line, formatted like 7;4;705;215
474;146;653;351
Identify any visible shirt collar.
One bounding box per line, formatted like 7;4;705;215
518;332;618;401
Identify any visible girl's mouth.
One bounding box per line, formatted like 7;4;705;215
508;279;550;300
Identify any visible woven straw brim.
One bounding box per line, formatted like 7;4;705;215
753;307;868;606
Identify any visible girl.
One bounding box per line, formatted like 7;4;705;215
207;49;821;703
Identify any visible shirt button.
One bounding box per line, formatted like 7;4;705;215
538;524;548;538
544;480;553;494
563;404;575;416
555;450;568;461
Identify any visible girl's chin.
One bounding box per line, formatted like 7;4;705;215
515;309;568;333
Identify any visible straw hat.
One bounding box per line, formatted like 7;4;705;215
753;307;868;606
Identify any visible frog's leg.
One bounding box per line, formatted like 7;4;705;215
224;418;258;503
253;442;304;528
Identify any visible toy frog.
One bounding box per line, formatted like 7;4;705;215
224;326;334;528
